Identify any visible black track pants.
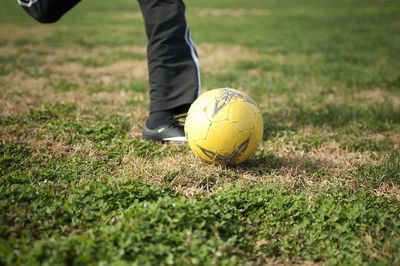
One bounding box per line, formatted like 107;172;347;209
18;0;201;113
139;0;201;113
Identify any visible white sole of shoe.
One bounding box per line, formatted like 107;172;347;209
163;136;187;142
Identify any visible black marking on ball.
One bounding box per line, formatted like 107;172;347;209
212;89;257;118
197;137;250;164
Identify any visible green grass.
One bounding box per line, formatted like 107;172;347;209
1;0;400;265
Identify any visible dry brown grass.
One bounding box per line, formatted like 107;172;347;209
128;107;148;138
0;42;150;116
85;12;143;21
197;43;260;74
389;133;400;148
0;72;48;115
0;44;19;56
4;41;261;81
0;42;263;117
114;127;399;201
355;88;400;108
194;8;270;17
0;121;119;163
260;84;400;117
0;124;71;156
374;182;400;201
0;70;148;116
50;60;148;84
316;87;400;110
0;25;53;42
117;153;220;197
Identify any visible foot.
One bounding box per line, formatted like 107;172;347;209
142;121;187;142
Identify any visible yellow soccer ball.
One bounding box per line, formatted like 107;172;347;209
185;88;264;165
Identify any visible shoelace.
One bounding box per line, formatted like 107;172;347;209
174;112;187;127
167;122;184;130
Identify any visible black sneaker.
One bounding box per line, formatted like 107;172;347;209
142;122;187;142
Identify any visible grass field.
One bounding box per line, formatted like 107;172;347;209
1;0;400;265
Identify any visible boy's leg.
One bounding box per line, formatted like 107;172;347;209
18;0;80;23
139;0;201;130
